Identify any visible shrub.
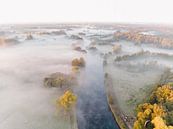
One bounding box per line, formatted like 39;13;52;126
165;111;173;125
57;90;77;111
71;57;85;67
71;66;80;73
44;72;77;87
163;101;173;111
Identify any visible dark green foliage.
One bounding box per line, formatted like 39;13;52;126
163;101;173;111
165;111;173;125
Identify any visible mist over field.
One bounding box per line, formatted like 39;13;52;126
0;24;173;129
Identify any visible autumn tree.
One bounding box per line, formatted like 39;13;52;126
133;103;165;129
71;57;85;67
133;83;173;129
57;90;77;111
152;116;173;129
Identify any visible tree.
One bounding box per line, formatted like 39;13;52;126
71;57;85;67
152;116;173;129
133;103;165;129
150;84;173;103
133;83;173;129
57;90;77;111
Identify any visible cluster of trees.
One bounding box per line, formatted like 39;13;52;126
114;50;172;63
71;66;80;73
44;72;77;87
150;84;173;103
133;83;173;129
71;57;85;67
133;103;165;129
73;46;87;53
114;50;150;62
0;37;19;46
0;37;6;46
113;44;121;53
69;35;83;40
71;57;85;73
114;31;173;48
33;30;67;36
26;33;33;40
57;90;77;111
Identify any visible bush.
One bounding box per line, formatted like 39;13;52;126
163;101;173;111
165;111;173;125
71;66;80;73
73;46;87;53
57;90;77;110
44;72;77;87
71;57;85;67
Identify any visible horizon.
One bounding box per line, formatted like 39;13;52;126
1;22;173;26
0;0;173;24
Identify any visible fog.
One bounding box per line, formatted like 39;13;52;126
0;24;173;129
0;31;83;129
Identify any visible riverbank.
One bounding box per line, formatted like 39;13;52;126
104;73;133;129
104;68;172;129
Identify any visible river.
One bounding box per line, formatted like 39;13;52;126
76;52;119;129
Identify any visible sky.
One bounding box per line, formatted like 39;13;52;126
0;0;172;24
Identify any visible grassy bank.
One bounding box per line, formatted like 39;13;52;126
104;73;131;129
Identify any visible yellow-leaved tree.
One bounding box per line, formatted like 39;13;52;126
152;116;173;129
150;84;173;103
133;83;173;129
133;103;165;129
57;90;77;111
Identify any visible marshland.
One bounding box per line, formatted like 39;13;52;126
0;24;173;129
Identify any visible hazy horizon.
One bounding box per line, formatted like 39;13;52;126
0;0;173;24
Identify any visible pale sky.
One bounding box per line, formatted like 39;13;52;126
0;0;172;24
